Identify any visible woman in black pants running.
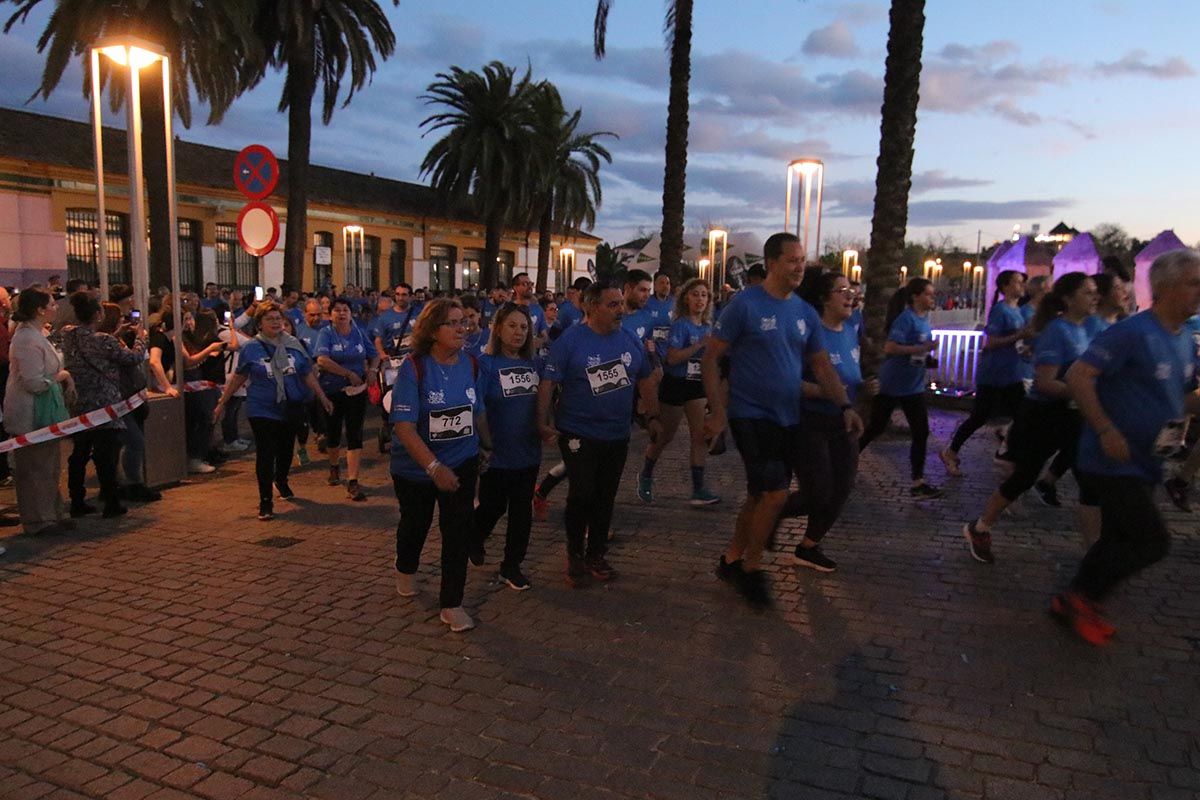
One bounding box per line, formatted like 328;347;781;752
858;278;942;499
315;297;377;500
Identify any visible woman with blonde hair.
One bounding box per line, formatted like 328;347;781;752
636;277;720;506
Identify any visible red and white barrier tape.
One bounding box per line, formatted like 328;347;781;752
184;380;220;392
0;391;149;454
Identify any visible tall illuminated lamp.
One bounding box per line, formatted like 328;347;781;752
707;229;727;292
785;158;824;263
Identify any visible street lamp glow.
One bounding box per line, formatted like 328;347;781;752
784;158;824;263
706;229;728;290
98;45;162;70
842;249;859;276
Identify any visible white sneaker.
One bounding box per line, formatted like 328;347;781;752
395;571;418;597
235;438;253;448
221;440;249;453
187;459;216;474
439;606;475;632
0;545;6;557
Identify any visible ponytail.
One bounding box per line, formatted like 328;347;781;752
992;270;1022;306
885;277;931;333
1031;271;1087;333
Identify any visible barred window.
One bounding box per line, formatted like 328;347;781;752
462;248;484;290
346;235;379;290
313;230;333;291
214;222;258;290
65;209;130;286
498;250;515;286
177;219;201;292
428;244;455;292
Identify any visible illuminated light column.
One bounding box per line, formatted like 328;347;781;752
842;248;858;277
559;247;575;290
343;225;364;287
784;158;824;262
707;229;727;291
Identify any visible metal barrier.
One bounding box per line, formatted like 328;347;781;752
929;329;983;396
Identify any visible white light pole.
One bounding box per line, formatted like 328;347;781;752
559;247;575;291
707;229;727;292
343;225;364;288
785;158;824;262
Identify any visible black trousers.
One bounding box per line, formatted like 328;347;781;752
859;393;930;481
184;388;218;460
559;434;629;560
999;400;1081;502
793;412;859;543
248;417;296;502
1072;473;1169;601
326;391;367;450
393;459;478;609
67;427;121;507
473;465;538;571
949;381;1025;452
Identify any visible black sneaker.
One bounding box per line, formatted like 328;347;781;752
565;556;589;588
258;501;274;521
792;545;837;573
1164;477;1193;513
276;482;295;500
70;501;97;518
716;555;743;583
126;484;162;502
585;555;616;581
468;544;486;567
735;567;772;609
910;482;943;500
346;480;366;502
101;504;128;519
499;565;531;591
1034;480;1060;508
963;520;995;564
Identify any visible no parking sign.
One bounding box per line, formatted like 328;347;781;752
232;145;281;258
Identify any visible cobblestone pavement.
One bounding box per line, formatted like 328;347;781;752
1;409;1198;800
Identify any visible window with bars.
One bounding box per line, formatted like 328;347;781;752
65;209;131;286
177;219;201;292
428;244;455;292
313;231;333;291
214;222;258;289
346;235;380;290
462;248;484;290
498;250;515;286
388;239;406;288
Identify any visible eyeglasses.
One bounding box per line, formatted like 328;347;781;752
439;319;468;328
831;287;854;295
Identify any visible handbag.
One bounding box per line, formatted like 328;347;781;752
32;381;69;428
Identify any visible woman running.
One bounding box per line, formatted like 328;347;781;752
636;278;720;506
315;297;377;501
962;272;1098;563
941;270;1030;476
858;278;942;499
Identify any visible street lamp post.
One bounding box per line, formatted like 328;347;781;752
343;225;364;288
559;247;575;290
706;229;728;293
841;249;858;277
698;258;710;282
785;158;824;262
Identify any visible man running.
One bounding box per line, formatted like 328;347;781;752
702;233;863;608
646;270;674;347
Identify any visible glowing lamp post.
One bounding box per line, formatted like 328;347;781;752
785;158;824;262
342;225;364;287
707;229;728;291
900;265;908;285
973;265;985;315
841;249;858;277
559;247;575;290
698;258;710;282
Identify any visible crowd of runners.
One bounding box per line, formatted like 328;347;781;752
6;233;1199;643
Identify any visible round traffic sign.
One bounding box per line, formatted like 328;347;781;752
232;145;279;200
237;202;280;257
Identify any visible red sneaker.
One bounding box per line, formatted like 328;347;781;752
533;494;549;522
1050;592;1116;645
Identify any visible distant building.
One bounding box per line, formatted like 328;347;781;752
1034;221;1079;252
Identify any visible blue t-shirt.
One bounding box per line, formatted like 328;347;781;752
544;324;653;441
462;329;487;359
620;307;654;345
371;307;417;357
553;299;584;333
294;321;321;357
1184;315;1200;379
645;294;674;345
1076;311;1196;483
480;298;500;329
314;324;370;393
515;302;547;337
479;353;542;470
878;308;932;397
236;339;313;422
1028;317;1090;402
847;308;864;342
802;322;862;416
712;285;826;426
975;302;1025;387
1083;314;1112;340
1018;302;1037;380
283;305;305;331
664;317;710;380
389;354;485;480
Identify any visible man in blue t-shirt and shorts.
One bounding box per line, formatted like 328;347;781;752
1056;248;1200;645
702;232;863;609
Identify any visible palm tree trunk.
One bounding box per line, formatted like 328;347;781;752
139;73;174;294
482;214;501;290
862;0;925;376
659;0;692;285
535;202;553;295
283;28;316;292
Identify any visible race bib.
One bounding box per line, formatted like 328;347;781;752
383;358;404;386
686;359;702;381
1154;417;1189;458
498;366;539;397
652;326;670;343
429;404;473;441
586;359;630;396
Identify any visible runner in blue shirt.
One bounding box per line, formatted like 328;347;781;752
469;303;542;590
315;298;377;501
389;298;489;633
645;271;675;349
858;277;942;498
637;277;720;507
1051;250;1200;645
1164;313;1200;510
479;284;510;330
370;283;419;453
942;270;1031;476
460;296;487;358
510;273;548;350
702;233;862;608
1084;272;1128;339
537;282;660;587
551;278;589;340
963;273;1097;564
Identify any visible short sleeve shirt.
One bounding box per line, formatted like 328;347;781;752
388;354;485;480
314;324;370;393
479;353;543;470
1028;317;1089;402
544;324;653;441
236;339;313;422
975;302;1025;387
664;318;710;380
878;308;931;397
803;322;862;416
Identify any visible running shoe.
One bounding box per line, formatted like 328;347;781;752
468;544;486;567
532;492;549;521
689;488;721;506
939;448;962;477
220;439;249;454
716;555;744;583
70;501;97;518
735;567;772;610
499;565;531;591
1049;591;1115;646
962;520;995;564
910;482;943;500
296;447;310;466
257;501;274;521
792;545;838;573
395;571;418;597
637;473;654;503
327;465;341;486
346;480;367;502
439;606;475;633
585;555;617;581
780;491;808;518
1164;477;1192;513
565;556;589;588
316;435;328;454
1034;480;1061;508
276;482;295;500
187;459;216;474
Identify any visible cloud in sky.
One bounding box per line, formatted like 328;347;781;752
1094;50;1195;79
801;21;859;58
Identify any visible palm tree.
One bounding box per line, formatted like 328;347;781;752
526;83;615;293
420;61;540;291
592;242;630;283
594;0;693;285
862;0;926;375
253;0;398;291
3;0;262;289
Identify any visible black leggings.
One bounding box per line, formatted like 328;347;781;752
859;393;929;481
1072;473;1169;601
248;417;296;502
68;428;121;507
559;435;629;560
998;400;1081;501
793;412;859;544
326;391;367;450
393;460;478;609
473;465;538;571
949;381;1025;452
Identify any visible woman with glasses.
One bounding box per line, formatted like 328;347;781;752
391;298;489;632
315;297;377;500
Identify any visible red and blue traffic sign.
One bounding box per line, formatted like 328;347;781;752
232;144;279;201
